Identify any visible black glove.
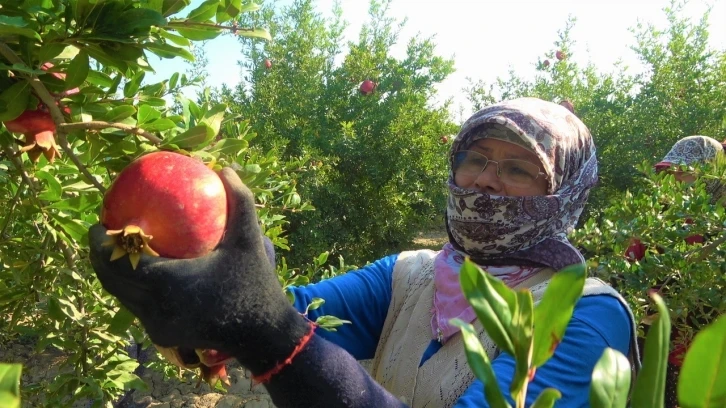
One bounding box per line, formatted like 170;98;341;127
89;167;310;375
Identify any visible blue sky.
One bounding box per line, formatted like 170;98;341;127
148;0;726;118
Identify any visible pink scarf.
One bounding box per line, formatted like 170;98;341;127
431;243;544;343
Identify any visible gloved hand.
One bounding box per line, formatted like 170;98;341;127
88;168;310;375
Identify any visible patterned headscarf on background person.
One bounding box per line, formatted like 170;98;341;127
444;97;598;270
655;135;726;203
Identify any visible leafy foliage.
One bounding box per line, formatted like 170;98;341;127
217;0;458;265
572;159;726;361
0;0;348;405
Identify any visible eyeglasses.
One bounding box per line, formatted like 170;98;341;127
453;150;545;188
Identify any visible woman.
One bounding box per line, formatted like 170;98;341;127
625;135;726;260
88;97;638;407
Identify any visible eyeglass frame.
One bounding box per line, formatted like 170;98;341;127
452;150;547;188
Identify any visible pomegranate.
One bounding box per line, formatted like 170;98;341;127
4;108;55;134
155;345;233;388
556;50;566;61
3;108;62;163
440;135;449;144
543;59;550;68
359;79;376;95
264;59;272;69
101;151;227;269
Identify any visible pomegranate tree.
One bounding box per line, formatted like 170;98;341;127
101;151;228;269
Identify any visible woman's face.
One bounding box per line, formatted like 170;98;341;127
453;138;549;196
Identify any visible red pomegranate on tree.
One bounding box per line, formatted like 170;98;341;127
440;135;449;144
3;108;62;163
556;50;566;61
101;151;228;270
543;59;551;68
264;59;272;69
359;79;377;95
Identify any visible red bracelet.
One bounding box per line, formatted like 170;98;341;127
251;320;317;385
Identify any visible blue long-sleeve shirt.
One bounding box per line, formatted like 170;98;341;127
290;253;632;407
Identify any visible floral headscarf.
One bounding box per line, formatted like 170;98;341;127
655;135;724;170
445;97;597;270
655;135;726;203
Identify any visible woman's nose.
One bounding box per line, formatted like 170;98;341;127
474;162;504;194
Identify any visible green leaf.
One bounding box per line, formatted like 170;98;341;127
110;371;147;391
47;297;64;321
208;138;248;155
56;298;84;322
158;29;191;46
108;307;137;337
459;259;516;355
236;27;272;42
216;0;242;23
137;105;161;124
169;72;180;89
313;315;351;331
0;22;41;41
35;170;63;201
186;0;218;21
38;44;69;63
0;363;22;408
239;2;262;13
123;71;145;99
105;106;137;122
143;118;176;132
589;348;631;408
65;51;89;89
47;194;101;214
86;71;114;88
50;213;88;244
120;7;167;33
164;124;214;148
244;163;261;174
531;388;562;408
171;25;222;41
0;81;31;122
677;314;726;407
510;290;534;399
532;264;586;367
161;0;191;16
316;251;329;265
305;298;325;314
146;43;194;62
201;103;226;136
631;293;670;408
450;319;511;408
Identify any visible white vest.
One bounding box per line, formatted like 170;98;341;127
368;250;639;407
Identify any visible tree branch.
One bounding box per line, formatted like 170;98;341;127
59;121;163;144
